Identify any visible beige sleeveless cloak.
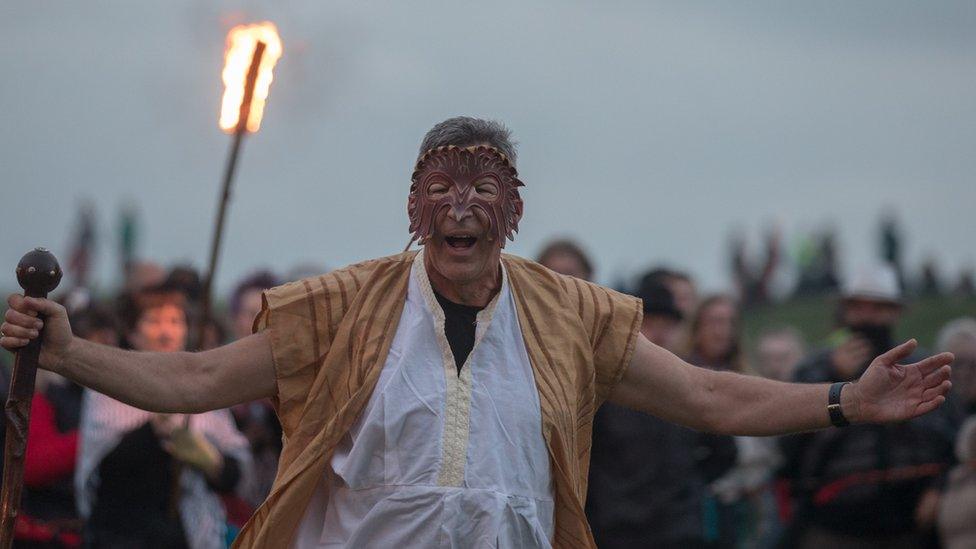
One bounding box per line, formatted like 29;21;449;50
233;251;642;548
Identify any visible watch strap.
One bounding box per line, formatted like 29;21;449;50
828;381;851;427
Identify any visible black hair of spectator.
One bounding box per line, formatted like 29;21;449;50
536;239;594;280
638;267;675;290
635;277;683;321
230;270;279;316
669;270;693;284
71;304;121;340
165;265;203;303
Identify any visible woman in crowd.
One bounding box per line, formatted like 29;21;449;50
682;295;780;548
75;283;251;549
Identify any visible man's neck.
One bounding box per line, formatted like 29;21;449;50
424;254;502;308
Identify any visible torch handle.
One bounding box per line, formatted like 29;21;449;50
0;289;49;549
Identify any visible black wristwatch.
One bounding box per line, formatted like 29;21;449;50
827;381;851;427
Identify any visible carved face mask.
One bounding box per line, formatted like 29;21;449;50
408;145;524;247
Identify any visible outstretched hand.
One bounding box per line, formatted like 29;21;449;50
851;339;953;424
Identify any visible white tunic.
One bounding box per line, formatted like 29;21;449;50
294;250;554;548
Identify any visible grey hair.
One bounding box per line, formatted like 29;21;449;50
418;116;518;165
936;316;976;352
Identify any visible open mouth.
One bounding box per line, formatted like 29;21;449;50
445;235;478;249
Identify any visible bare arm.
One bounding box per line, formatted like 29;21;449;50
2;294;275;413
610;334;953;436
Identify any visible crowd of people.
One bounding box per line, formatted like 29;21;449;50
539;239;975;549
0;234;973;548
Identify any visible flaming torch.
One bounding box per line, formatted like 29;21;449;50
170;21;280;517
199;22;282;348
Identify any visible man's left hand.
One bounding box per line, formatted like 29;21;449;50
847;339;953;424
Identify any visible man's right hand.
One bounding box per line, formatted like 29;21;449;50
1;294;74;372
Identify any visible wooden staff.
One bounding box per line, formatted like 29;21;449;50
0;248;62;548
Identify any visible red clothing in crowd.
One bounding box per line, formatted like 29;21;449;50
24;392;79;487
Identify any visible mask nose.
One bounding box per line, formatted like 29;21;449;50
447;203;471;222
447;187;475;222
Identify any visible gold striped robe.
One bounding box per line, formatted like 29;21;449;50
234;251;642;548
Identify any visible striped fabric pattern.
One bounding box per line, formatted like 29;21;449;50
234;251;641;548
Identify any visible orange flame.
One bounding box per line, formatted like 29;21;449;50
219;22;282;133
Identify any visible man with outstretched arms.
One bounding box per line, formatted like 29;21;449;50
1;117;954;548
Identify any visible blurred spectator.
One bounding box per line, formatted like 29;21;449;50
66;202;97;290
164;266;206;349
880;212;905;292
668;272;698;320
930;318;976;548
536;239;594;280
780;264;956;549
918;258;942;297
229;271;278;340
955;268;975;297
937;417;976;549
123;260;165;295
588;275;711;548
635;274;684;351
683;295;777;548
937;317;976;420
638;268;698;320
198;316;229;352
72;305;120;347
755;326;806;383
227;271;282;510
681;295;746;373
730;227;780;308
17;372;84;549
12;305;118;548
76;283;251;549
795;230;841;297
165;265;204;306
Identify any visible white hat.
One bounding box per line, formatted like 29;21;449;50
842;263;902;304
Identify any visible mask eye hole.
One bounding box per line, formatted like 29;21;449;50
475;179;499;199
426;180;449;198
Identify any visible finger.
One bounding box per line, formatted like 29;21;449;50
4;309;44;330
915;395;946;417
0;323;39;340
0;336;30;350
921;380;952;402
877;339;917;366
22;297;62;318
910;352;955;376
921;365;952;389
7;294;34;316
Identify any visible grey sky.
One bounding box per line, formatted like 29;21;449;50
2;1;974;296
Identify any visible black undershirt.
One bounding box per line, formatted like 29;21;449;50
433;289;483;376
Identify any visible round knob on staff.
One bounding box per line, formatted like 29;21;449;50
15;247;62;298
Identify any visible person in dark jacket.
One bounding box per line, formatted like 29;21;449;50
75;284;251;549
587;273;726;549
780;264;956;549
